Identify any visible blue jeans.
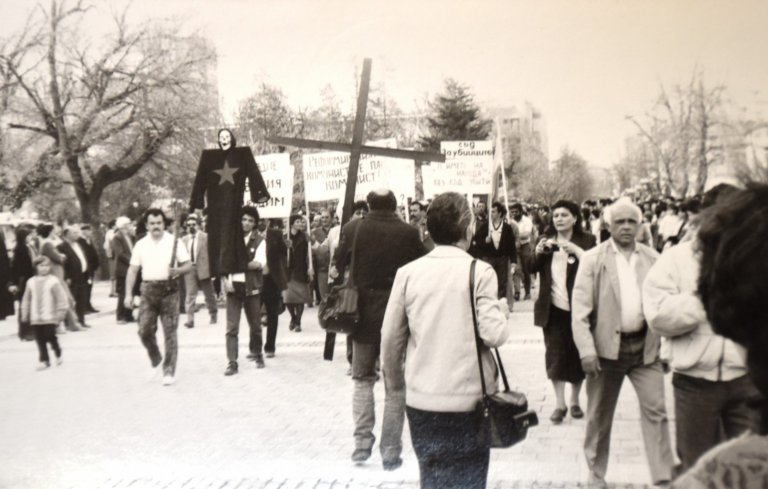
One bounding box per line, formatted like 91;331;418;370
352;341;379;451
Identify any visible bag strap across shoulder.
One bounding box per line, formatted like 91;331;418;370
469;259;511;401
346;220;363;288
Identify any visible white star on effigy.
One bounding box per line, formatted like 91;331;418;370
214;161;239;185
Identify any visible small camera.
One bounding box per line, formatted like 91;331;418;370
543;242;559;253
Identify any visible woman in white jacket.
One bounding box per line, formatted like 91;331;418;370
381;192;510;489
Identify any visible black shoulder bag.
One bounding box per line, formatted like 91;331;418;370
469;259;539;448
318;222;362;335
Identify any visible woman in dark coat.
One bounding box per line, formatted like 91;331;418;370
283;214;312;332
531;200;597;424
9;225;37;340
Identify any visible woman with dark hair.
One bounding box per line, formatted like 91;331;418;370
382;192;510;488
9;225;37;340
532;199;597;424
673;183;768;487
283;214;311;332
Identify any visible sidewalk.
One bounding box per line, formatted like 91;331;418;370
0;282;673;489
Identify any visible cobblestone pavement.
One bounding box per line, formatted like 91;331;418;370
0;282;676;489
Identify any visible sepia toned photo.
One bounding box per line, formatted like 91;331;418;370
1;1;766;488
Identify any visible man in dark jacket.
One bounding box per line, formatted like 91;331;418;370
58;226;90;327
78;224;101;313
222;206;267;374
334;188;426;468
472;201;517;300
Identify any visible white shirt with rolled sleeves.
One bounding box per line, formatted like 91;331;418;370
129;232;190;281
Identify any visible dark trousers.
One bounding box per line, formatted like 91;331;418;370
262;277;281;354
33;324;61;364
70;280;88;324
406;406;490;489
137;282;180;375
85;276;95;310
116;276;132;321
481;255;510;299
225;288;262;363
673;372;764;471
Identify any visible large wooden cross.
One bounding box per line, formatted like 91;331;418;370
269;58;445;360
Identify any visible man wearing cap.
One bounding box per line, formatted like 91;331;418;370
181;214;217;329
571;198;673;488
124;208;192;386
112;217;135;324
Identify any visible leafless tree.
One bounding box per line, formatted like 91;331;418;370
1;0;216;230
627;70;725;197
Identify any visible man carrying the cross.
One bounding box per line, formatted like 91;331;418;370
124;209;192;386
334;189;426;466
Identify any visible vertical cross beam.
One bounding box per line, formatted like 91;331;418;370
340;58;372;226
324;58;372;361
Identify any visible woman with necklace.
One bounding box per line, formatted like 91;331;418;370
532;200;596;424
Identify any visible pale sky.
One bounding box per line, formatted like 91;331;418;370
2;0;767;167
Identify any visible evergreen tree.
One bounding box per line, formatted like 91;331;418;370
420;79;492;151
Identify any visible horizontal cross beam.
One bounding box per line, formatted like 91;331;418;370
268;136;446;163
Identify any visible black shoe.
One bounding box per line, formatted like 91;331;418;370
246;352;257;360
351;448;371;463
151;356;163;368
514;292;520;301
289;320;296;331
570;405;584;419
382;457;402;471
184;321;194;329
255;355;265;369
265;351;275;358
210;313;217;325
550;407;567;424
224;362;238;376
524;293;531;301
294;324;302;333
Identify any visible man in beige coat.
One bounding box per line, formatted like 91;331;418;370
571;198;673;489
181;215;217;328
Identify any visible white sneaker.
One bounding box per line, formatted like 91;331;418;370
162;375;175;386
148;364;162;381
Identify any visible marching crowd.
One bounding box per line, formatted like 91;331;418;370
1;182;767;489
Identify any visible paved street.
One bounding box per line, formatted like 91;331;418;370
0;282;675;489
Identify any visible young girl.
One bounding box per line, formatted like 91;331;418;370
21;256;68;370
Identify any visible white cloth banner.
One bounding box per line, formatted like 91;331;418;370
429;141;493;195
302;139;415;204
243;153;294;218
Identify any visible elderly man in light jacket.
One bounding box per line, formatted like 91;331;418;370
642;186;762;472
571;198;674;489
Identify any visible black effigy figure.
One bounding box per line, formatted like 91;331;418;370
189;129;270;276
